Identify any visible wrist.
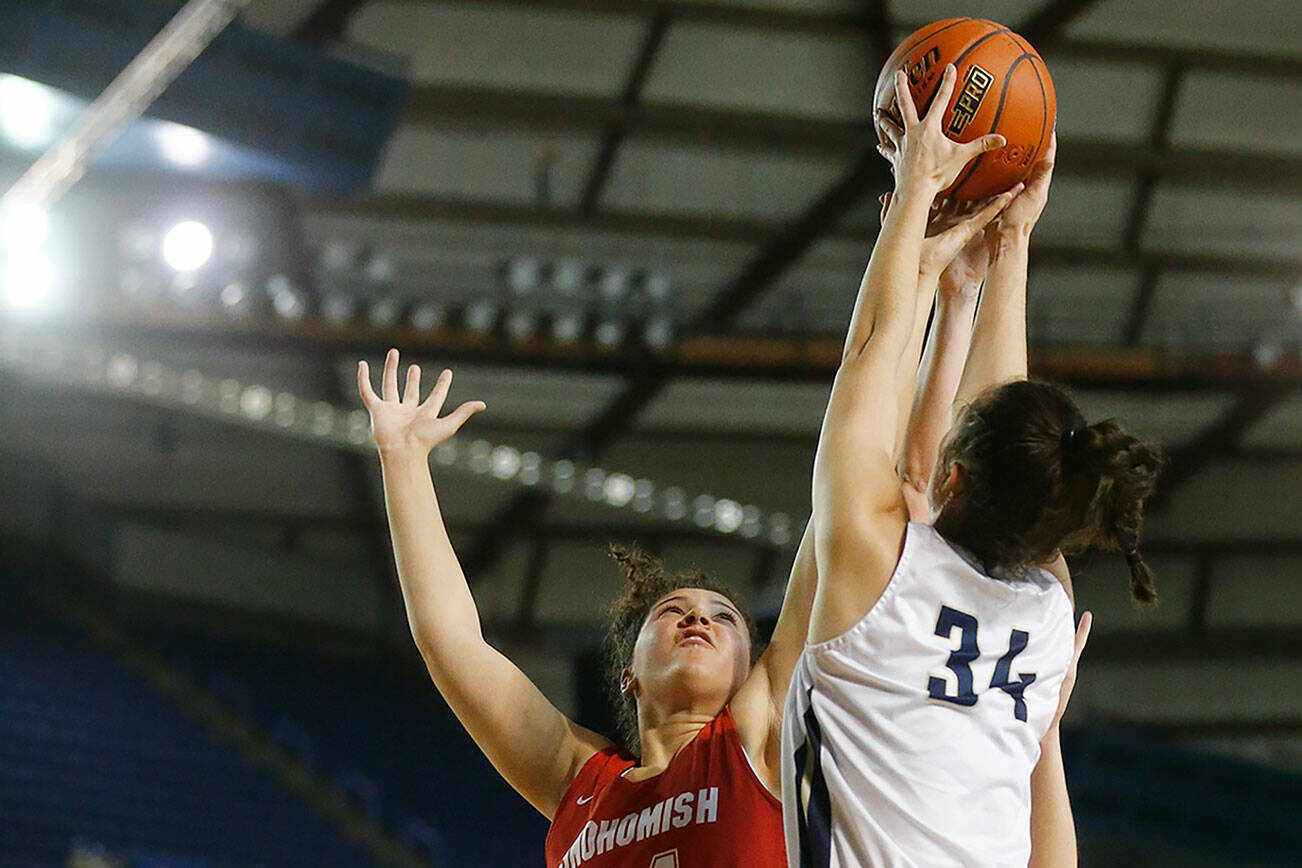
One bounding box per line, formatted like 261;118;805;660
988;223;1033;256
377;441;431;464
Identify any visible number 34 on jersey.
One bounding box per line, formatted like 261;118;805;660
927;604;1038;722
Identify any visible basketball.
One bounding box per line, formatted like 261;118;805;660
873;18;1056;201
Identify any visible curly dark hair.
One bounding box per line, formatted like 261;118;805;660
603;545;760;757
938;380;1165;603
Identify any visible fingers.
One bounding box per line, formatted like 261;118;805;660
893;70;919;127
444;399;487;434
421;368;453;413
356;360;379;408
876;107;904;149
962;133;1006;161
935;183;1022;252
381;348;400;402
924;64;958;128
403;364;421;404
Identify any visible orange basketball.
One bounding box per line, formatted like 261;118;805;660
873;18;1056;201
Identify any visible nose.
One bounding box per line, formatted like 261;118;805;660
679;610;709;627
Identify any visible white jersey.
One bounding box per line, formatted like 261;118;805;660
782;522;1075;868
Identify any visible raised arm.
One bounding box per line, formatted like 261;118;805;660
897;221;986;520
808;66;1014;644
730;519;817;790
359;350;610;819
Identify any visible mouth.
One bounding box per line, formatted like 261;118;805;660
677;630;713;648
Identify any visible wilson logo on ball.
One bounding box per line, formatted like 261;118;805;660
946;65;994;136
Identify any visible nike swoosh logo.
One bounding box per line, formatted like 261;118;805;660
577;795;594;805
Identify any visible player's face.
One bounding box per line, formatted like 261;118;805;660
627;588;751;711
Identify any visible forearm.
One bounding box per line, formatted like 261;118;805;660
899;276;979;498
377;446;485;656
957;232;1030;407
1029;729;1078;868
892;269;941;463
843;186;934;364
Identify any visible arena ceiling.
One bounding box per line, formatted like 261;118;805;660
1;0;1299;762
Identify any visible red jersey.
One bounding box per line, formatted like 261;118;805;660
545;707;784;868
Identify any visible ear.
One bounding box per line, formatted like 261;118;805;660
944;461;967;497
619;666;638;696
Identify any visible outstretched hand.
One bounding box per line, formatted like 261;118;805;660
884;64;1008;197
357;349;486;454
879;187;1020;279
1049;610;1092;731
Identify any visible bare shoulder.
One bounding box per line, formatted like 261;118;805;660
808;502;910;644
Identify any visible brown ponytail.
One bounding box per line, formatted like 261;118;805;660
940;381;1165;603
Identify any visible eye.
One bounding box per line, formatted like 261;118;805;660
661;605;683;616
716;611;737;624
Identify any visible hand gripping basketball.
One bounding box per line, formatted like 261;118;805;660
891;63;1008;198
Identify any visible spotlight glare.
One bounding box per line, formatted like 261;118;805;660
603;473;636;507
594;321;623;348
0;76;57;148
156;123;210;166
552;310;583;343
268;275;304;320
367;298;401;327
2;256;55;312
490;446;521;480
713;499;744;534
465;300;497;334
1;202;48;252
410;303;445;331
322;295;355;325
162;221;213;272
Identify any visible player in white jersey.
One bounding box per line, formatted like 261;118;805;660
783;65;1162;868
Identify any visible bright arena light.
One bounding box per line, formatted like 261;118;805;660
1;202;49;252
0;76;57;149
2;255;55;312
155;123;210;166
162;221;213;272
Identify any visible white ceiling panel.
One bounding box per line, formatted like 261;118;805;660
688;0;862;11
890;1;1047;27
1041;58;1164;143
638;379;831;434
1209;553;1302;628
238;0;320;36
1070;552;1196;632
1143;186;1302;259
1068;0;1302;57
602;434;816;513
1140;273;1289;352
603;141;846;220
643;23;873;119
739;237;869;334
1067;390;1237;447
350;1;644;93
373;128;600;207
1145;459;1302;540
1028;266;1140;345
1031;177;1134;248
1170;73;1302;156
1243;393;1302;449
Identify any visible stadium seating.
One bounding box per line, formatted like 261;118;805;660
141;626;548;866
0;567;379;868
